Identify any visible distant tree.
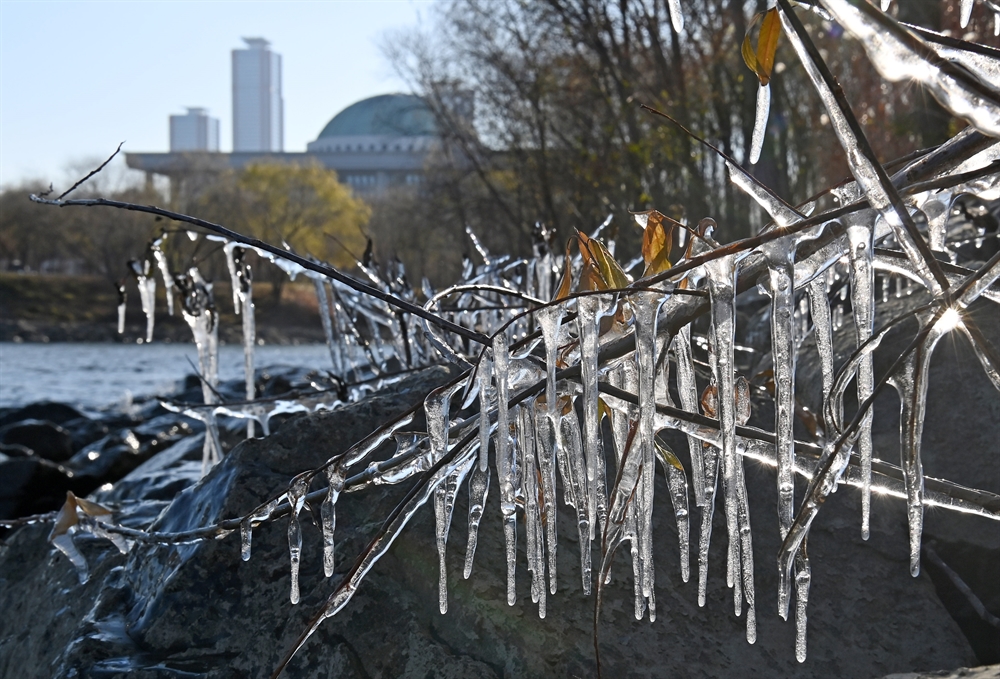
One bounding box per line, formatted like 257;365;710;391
196;163;371;303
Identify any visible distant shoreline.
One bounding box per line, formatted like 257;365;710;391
1;272;329;345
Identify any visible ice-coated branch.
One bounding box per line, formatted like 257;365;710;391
28;194;490;348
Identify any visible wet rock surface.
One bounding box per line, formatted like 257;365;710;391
0;362;991;679
796;293;1000;666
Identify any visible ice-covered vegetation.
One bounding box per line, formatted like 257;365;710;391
11;1;1000;676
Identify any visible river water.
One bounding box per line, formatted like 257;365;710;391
0;342;334;410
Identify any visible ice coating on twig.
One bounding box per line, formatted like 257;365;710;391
820;0;1000;138
750;83;770;165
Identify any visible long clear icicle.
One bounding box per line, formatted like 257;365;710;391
464;462;490;579
676;325;707;506
536;304;563;593
322;467;344;578
287;474;310;605
846;220;876;539
763;240;797;541
632;290;662;613
426;382;461;613
577;294;608;538
705;253;756;642
750;83;771;165
492;332;519;605
477;352;493;472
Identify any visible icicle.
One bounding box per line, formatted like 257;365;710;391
750;83;771;165
794;551;811;663
116;283;126;335
435;467;463;614
151;235;175;316
705;253;756;642
533;402;559;595
132;260;157;343
51;531;89;583
676;326;706;506
763;240;798;540
659;446;691;583
240;518;253;562
561;407;592;594
960;0;974;28
697;443;720;607
224;242;242;314
632;290;663;606
287;474;310;605
846;221;876;539
477;353;493;472
464;463;491;578
322;467;344;578
806;278;835;406
314;279;340;375
889;309;958;577
577;294;608;538
880;0;890;10
519;404;546;618
241;499;279;562
667;0;683;33
492;332;519;605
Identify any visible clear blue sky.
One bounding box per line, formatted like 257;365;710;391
0;0;436;189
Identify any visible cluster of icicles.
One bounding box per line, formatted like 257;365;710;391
119;222;543;473
48;1;1000;671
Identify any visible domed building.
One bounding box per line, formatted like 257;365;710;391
126;93;441;197
306;94;438;193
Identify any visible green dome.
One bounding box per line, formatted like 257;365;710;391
317;94;436;138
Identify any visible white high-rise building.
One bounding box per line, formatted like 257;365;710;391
169;108;220;152
232;37;283;152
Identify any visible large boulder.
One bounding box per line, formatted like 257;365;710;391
0;363;982;678
795;291;1000;664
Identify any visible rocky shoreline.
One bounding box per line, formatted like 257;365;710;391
0;354;997;678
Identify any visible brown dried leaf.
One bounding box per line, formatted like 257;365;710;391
756;8;782;86
637;210;673;278
553;239;574;301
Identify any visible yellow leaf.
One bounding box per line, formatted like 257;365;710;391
553;239;574;301
654;439;685;472
75;495;112;517
48;491;79;541
742;12;765;80
636;210;674;278
756;8;782;86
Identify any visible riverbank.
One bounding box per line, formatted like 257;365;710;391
0;273;327;344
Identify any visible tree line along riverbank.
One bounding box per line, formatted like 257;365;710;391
0;273;327;345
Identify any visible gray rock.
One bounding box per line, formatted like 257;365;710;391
0;363;983;679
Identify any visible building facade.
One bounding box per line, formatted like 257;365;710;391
232;37;283;152
169;108;220;152
129;94;439;197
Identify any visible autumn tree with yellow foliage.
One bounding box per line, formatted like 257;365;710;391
196;162;370;302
